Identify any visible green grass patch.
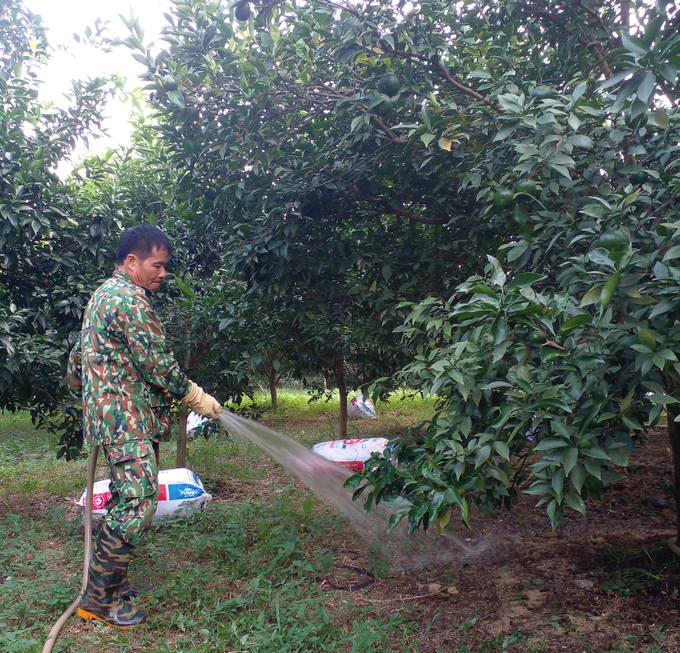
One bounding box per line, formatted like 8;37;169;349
232;387;437;420
0;391;444;652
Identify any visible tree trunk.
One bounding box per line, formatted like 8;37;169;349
669;406;680;544
177;324;191;468
269;368;278;408
333;355;348;439
176;402;188;468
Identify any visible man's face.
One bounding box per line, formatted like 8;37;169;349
123;246;169;291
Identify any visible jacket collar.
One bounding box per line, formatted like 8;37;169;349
113;269;145;294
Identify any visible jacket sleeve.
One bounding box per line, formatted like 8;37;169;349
109;294;192;399
66;335;83;392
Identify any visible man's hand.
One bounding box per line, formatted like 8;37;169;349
182;382;222;419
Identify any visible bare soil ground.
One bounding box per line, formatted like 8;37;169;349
263;418;680;652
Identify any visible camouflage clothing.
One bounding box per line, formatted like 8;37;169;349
67;269;191;446
104;439;159;546
68;269;190;545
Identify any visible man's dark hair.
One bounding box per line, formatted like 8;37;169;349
116;225;172;265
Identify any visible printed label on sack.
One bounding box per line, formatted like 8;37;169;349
168;483;204;500
92;492;111;510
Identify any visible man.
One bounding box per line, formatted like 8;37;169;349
67;224;221;629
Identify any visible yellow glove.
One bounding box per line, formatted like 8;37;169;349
182;382;222;419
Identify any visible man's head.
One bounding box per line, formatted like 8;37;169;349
116;224;172;292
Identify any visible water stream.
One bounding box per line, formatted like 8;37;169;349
217;412;486;569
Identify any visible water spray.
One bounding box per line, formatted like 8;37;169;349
217;412;483;567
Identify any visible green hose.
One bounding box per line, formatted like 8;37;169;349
42;444;99;653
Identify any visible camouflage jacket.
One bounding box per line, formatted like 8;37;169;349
67;270;191;446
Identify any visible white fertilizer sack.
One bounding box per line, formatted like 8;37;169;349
347;395;377;420
77;467;212;522
311;437;389;473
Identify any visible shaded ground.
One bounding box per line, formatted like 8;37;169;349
1;402;678;652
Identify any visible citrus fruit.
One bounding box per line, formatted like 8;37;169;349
597;230;629;252
162;74;178;91
234;2;251;21
373;95;394;116
514;179;537;195
530;85;554;100
493;188;514;210
624;108;648;129
494;359;509;376
629;171;649;185
528;331;546;345
378;73;400;96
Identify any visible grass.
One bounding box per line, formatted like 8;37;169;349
235;387;437;416
0;392;443;653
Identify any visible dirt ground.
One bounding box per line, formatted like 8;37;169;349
304;425;680;652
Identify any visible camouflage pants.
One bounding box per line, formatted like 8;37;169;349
103;439;158;547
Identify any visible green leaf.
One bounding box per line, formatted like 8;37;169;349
174;276;196;299
638;327;656;350
570;462;586;493
534;438;569;451
607;449;628;466
507;273;545;290
584;457;602;479
649;299;674;318
561;447;578;476
487;255;506;287
493;122;519;142
662;245;680;262
621;31;649;56
475;445;491;468
621;414;643;431
654;107;670;130
386;508;411;533
581;285;603;307
600;271;621;310
167;90;185;108
494;441;510;461
420;133;436;147
528;398;572;413
660;62;677;86
564;491;586;516
350;115;364;132
552;467;565;498
567;135;593;151
598;69;635;90
583;447;610;460
470;284;497;297
560;314;592;336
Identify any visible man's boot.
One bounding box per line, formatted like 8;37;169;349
77;522;147;629
118;576;141;600
92;522;141;601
